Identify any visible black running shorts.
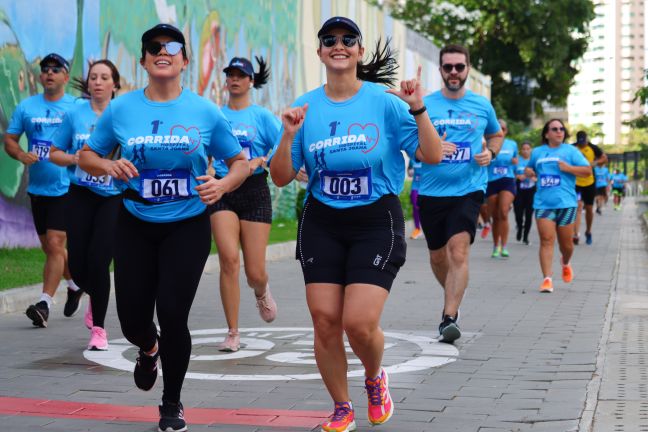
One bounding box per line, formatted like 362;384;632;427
208;172;272;224
296;194;406;291
576;183;596;206
28;193;68;235
418;190;483;251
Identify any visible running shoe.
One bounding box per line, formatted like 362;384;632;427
596;207;602;215
500;248;510;258
84;299;93;329
321;401;356;432
217;330;240;352
480;224;491;239
438;314;461;343
491;246;501;258
88;326;108;351
256;285;277;323
516;226;522;242
25;301;49;328
585;232;592;245
410;228;423;239
134;340;159;391
158;400;187;432
63;287;83;317
562;260;574;283
523;237;530;246
365;368;394;425
572;235;580;245
540;277;553;293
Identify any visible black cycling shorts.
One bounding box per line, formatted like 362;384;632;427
29;193;68;235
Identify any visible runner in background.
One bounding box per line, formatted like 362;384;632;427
408;157;423;239
611;169;628;211
593;163;610;215
513;141;536;245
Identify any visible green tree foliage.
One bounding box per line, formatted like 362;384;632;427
378;0;595;123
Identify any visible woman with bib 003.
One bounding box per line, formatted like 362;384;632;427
79;24;248;432
270;17;442;432
49;60;121;352
209;56;280;353
525;119;590;294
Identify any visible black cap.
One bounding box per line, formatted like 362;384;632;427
40;53;69;72
576;131;587;144
317;16;362;38
141;23;185;45
223;57;254;77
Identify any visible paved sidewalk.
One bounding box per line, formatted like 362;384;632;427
0;199;644;431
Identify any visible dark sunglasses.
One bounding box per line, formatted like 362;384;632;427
550;127;566;132
41;66;64;74
319;34;360;48
144;41;184;56
441;63;467;73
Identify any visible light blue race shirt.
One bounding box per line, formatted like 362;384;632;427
88;89;242;223
53;100;120;197
213;105;280;177
611;173;628;188
7;93;78;196
419;90;501;197
488;138;517;182
282;81;420;209
515;156;536;190
409;159;422;191
594;166;610;188
527;143;590;209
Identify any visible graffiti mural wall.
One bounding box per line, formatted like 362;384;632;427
0;0;490;248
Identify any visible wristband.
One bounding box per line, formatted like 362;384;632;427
488;148;496;160
409;105;427;116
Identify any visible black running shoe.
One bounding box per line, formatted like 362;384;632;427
158;401;187;432
26;301;49;328
134;343;159;391
516;226;522;242
63;288;83;317
438;314;461;344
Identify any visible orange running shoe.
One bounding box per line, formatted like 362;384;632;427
562;260;574;283
480;224;491;239
321;401;356;432
540;277;553;293
365;368;394;425
410;228;423;239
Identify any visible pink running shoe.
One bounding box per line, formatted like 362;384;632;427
365;368;394;425
217;330;240;352
88;326;108;351
255;284;277;323
84;298;93;329
321;401;356;432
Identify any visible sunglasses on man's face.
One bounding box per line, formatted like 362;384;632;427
319;34;360;48
441;63;467;73
550;127;566;132
144;41;184;56
41;66;64;74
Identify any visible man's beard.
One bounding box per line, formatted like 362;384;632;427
443;75;467;92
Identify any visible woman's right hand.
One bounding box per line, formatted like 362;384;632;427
106;158;139;181
281;104;308;135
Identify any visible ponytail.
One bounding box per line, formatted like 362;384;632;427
357;37;398;87
253;56;270;89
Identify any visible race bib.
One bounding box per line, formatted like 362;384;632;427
241;141;252;160
493;166;508;176
442;142;471;164
320;167;372;201
540;174;561;188
139;169;191;203
520;179;535;190
74;165;114;189
31;139;51;161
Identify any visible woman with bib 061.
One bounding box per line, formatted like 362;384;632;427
525;119;590;294
270;17;442;432
209;56;280;353
50;60;121;352
79;24;248;432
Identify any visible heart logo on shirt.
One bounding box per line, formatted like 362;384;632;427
170;125;202;154
233;123;257;144
347;123;380;154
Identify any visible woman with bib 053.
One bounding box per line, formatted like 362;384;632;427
270;17;442;432
79;24;248;432
50;60;121;352
209;56;280;353
525;119;590;294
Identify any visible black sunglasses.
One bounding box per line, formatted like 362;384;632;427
441;63;467;73
550;127;566;132
319;34;360;48
144;41;184;56
41;66;64;74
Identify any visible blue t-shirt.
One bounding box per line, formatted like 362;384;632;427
527;143;590;209
419;90;500;197
282;82;419;209
7;93;78;196
515;156;536;190
594;166;610;188
611;173;628;188
88;89;242;223
213;105;280;177
52;100;120;197
488;138;517;181
409;158;422;191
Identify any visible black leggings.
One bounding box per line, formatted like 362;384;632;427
66;184;121;328
114;206;210;404
513;186;535;241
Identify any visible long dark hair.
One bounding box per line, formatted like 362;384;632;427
71;59;121;99
357;37;398;87
541;118;570;144
252;56;270;89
